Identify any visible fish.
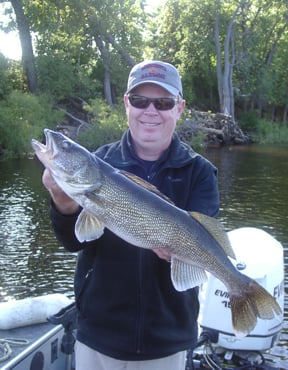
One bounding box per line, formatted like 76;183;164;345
31;129;282;336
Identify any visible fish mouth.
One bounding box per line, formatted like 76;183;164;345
31;129;57;165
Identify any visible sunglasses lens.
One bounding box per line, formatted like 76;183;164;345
128;96;177;111
129;96;150;109
154;98;175;110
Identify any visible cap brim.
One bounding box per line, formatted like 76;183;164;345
126;80;180;96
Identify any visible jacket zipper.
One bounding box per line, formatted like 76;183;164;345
136;249;144;354
76;268;93;311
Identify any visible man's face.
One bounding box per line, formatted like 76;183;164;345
124;84;185;159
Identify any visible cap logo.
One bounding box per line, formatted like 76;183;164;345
140;63;166;81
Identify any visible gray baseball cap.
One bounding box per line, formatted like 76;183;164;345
126;61;183;97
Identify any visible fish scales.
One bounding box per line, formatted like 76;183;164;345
92;168;230;270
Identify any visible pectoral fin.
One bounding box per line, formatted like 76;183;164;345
171;257;208;291
75;210;104;242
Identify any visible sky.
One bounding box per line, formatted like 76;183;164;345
0;30;22;60
0;0;166;61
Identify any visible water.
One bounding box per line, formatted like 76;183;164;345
0;146;287;301
205;145;288;294
0;158;76;301
0;145;287;366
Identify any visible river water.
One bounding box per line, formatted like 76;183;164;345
0;144;287;366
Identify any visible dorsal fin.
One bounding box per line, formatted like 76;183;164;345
189;212;236;259
120;170;175;204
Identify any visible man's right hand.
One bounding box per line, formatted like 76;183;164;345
42;169;80;215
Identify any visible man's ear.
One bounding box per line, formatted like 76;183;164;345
176;99;186;118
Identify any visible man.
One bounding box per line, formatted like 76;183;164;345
42;60;219;370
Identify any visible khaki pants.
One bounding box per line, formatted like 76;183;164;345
75;340;187;370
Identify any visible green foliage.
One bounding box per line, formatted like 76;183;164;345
0;53;11;98
251;120;288;145
182;130;206;151
77;98;127;150
238;112;288;144
0;0;287;157
0;91;63;157
238;111;262;132
36;54;102;100
36;55;76;99
0;54;25;97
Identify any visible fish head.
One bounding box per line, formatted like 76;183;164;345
31;129;102;189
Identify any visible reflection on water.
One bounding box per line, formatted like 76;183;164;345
0;158;76;301
0;145;287;367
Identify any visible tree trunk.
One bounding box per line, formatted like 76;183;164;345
106;34;136;67
93;33;113;105
10;0;37;93
215;0;246;121
214;5;223;111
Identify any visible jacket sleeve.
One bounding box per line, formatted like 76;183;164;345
50;201;95;252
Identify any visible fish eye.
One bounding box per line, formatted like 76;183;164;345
62;140;72;150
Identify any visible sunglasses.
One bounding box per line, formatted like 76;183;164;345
128;95;179;111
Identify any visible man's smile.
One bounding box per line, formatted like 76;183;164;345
140;121;161;127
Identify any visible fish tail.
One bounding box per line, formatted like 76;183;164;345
230;277;282;336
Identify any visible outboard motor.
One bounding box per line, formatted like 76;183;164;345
199;227;284;351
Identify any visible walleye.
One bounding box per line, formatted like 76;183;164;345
31;129;282;336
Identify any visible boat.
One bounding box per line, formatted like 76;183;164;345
0;321;73;370
0;297;76;370
0;227;286;370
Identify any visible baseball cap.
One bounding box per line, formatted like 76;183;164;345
126;61;183;97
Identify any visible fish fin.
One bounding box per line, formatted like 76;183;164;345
120;171;175;204
190;212;236;259
171;257;208;291
230;277;282;336
75;210;104;242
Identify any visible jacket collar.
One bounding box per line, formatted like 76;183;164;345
97;129;198;170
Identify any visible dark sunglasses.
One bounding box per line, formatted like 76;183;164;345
128;95;179;111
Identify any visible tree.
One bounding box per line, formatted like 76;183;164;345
9;0;37;92
153;0;288;123
1;0;287;123
20;0;145;103
214;0;248;120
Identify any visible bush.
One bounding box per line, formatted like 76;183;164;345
0;91;63;157
36;55;76;99
77;98;127;150
238;110;261;132
238;111;288;144
251;119;288;144
0;53;11;98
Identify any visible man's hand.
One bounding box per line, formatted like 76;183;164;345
42;169;80;215
153;248;171;262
